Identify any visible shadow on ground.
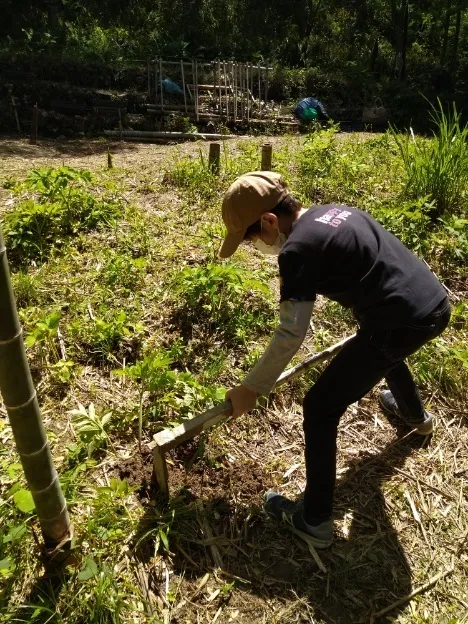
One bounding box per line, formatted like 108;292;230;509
0;137;138;159
131;424;428;623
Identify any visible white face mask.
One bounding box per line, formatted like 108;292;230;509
254;231;287;256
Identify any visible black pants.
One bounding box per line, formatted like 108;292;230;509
302;297;451;524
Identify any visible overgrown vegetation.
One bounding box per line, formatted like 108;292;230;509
0;116;467;623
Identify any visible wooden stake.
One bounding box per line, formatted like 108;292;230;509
154;61;158;104
195;60;199;122
217;60;222;115
246;64;250;122
181;59;187;114
261;142;272;170
208;142;221;174
233;63;237;122
159;58;164;112
147;58;151;99
153;445;169;495
223;61;228;119
30;103;38;145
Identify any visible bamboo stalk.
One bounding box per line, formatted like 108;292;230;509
0;230;71;549
159;58;164;112
154;61;158;104
195;60;199;122
217;60;222;115
104;130;240;140
181;59;187;114
233;63;237;122
147;58;151;99
246;64;250;122
223;61;228;119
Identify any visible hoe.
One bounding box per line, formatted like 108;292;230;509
151;334;355;494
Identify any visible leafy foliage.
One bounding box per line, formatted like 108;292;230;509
2;167;123;266
391;101;468;220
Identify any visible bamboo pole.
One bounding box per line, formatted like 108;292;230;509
154;61;158;104
224;61;228;119
147;58;151;99
239;63;244;120
245;63;250;123
265;67;269;102
195;60;199;122
217;60;222;115
233;63;237;122
0;229;71;549
104;130;241;140
181;59;187;114
159;58;164;112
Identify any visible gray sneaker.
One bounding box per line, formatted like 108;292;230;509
263;491;333;549
379;390;433;435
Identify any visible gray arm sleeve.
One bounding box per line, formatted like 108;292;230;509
242;300;314;396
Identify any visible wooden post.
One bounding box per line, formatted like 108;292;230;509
154;61;158;104
208;142;221;174
246;64;250;122
261;142;272;170
224;61;228;119
217;60;222;115
153;446;169;496
30;103;38;145
195;60;199;122
181;59;187;113
147;58;151;99
240;63;244;120
233;63;237;122
159;58;164;112
258;65;261;102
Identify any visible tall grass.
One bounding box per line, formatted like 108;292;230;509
391;100;468;220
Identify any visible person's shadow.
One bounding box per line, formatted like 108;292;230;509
131;416;426;624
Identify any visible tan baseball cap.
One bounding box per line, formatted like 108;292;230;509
218;171;288;258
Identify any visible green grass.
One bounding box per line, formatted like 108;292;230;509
0;124;467;623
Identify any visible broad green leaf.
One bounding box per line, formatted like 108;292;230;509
3;524;27;543
77;557;98;581
13;488;35;513
0;558;14;571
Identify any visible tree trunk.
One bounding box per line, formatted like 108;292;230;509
0;229;71;550
450;3;462;73
440;0;452;66
400;1;409;80
393;0;409;80
370;37;379;72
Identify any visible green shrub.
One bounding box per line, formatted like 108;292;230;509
2;167;123;265
173;262;274;345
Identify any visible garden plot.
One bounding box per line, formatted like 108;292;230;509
0;126;466;624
